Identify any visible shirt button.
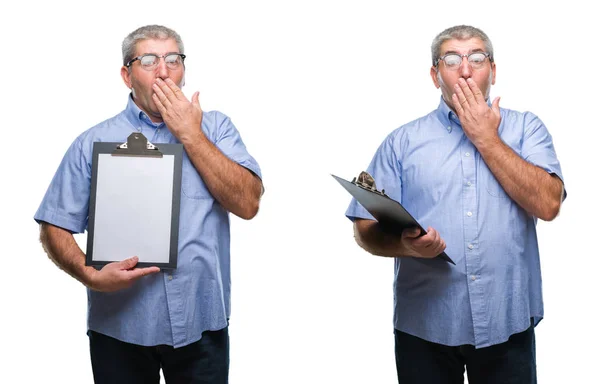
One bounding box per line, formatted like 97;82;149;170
468;244;474;250
465;152;470;157
471;275;476;281
168;275;173;281
447;126;452;132
467;181;472;186
467;211;473;217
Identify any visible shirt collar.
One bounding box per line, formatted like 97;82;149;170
124;93;165;130
436;96;454;129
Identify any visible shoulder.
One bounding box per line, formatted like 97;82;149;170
201;110;232;129
200;110;241;142
68;110;132;156
384;109;439;147
496;107;557;156
498;107;549;139
499;107;543;126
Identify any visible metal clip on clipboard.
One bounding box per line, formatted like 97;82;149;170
112;132;163;158
352;171;388;197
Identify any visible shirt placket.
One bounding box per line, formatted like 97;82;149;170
138;113;185;345
459;135;487;346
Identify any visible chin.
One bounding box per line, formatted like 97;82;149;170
144;106;163;122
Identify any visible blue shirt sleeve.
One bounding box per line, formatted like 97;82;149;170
34;136;92;233
521;112;564;180
212;112;262;180
345;132;403;221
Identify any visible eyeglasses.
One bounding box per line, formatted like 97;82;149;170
125;53;186;70
435;52;491;70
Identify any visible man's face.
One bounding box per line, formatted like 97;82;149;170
430;37;496;109
121;38;185;122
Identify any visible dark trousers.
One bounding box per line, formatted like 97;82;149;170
89;328;229;384
395;322;536;384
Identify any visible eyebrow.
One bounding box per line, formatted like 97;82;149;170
441;48;486;56
138;51;181;57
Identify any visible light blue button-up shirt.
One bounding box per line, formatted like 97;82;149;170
346;98;564;348
35;96;262;348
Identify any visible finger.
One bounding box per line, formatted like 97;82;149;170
452;93;464;116
118;256;139;270
429;228;440;244
454;78;473;110
434;237;446;254
192;91;200;109
491;96;501;117
402;227;421;240
422;229;439;250
152;82;171;108
152;93;167;115
164;78;186;100
458;78;477;106
412;228;432;248
453;83;470;112
466;78;484;103
130;266;161;279
453;82;466;103
431;242;445;257
154;78;178;103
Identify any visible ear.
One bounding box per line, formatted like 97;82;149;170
121;66;132;89
430;66;440;88
491;61;496;85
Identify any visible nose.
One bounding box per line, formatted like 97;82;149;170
459;56;472;79
156;58;169;79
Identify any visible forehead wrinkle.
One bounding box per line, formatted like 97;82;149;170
442;48;486;56
134;39;180;57
138;51;181;57
440;38;486;55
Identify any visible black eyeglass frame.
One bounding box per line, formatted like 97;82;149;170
125;53;187;68
435;52;492;67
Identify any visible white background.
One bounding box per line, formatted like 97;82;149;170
1;0;597;383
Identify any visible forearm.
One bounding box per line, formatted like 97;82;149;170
354;219;409;257
40;223;97;287
478;138;564;220
182;132;262;219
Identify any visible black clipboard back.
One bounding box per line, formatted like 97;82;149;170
86;133;183;269
333;172;455;265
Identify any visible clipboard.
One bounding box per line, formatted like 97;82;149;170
333;172;455;265
85;133;183;269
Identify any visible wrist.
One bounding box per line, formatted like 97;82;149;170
81;266;101;290
179;128;206;146
474;134;502;153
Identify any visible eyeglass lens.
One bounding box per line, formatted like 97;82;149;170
443;53;487;68
139;54;183;69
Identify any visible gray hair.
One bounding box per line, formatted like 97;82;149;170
431;25;494;66
122;25;184;66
